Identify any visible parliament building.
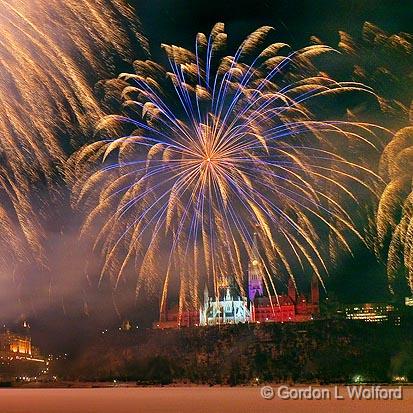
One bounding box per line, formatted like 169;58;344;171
154;234;319;329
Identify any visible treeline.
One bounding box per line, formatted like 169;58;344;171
57;319;413;385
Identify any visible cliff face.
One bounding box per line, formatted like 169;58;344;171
64;320;413;384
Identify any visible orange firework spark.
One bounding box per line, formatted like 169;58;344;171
73;23;389;311
0;0;147;265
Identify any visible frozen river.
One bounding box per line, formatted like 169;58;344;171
0;386;411;413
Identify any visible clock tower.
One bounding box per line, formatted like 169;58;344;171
248;232;264;301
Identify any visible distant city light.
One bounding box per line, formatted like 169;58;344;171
353;374;364;383
393;376;408;382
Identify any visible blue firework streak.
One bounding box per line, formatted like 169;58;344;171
72;23;387;310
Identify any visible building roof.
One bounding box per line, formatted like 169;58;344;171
254;294;294;306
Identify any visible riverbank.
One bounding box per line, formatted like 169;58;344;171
62;319;413;384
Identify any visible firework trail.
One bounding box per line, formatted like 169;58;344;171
333;22;413;122
73;23;386;311
378;121;413;292
0;0;146;264
342;24;413;294
311;23;413;276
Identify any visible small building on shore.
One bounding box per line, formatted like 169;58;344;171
0;324;46;380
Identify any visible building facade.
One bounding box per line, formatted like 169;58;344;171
199;283;251;326
248;233;264;301
0;327;46;380
154;234;319;329
0;331;32;356
338;303;400;324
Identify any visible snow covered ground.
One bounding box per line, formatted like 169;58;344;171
0;386;411;413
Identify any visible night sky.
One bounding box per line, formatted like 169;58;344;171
2;0;412;353
133;0;412;52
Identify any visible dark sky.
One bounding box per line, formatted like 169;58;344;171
4;0;412;353
132;0;413;53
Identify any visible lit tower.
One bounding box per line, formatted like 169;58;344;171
288;278;297;304
311;274;320;305
248;232;264;301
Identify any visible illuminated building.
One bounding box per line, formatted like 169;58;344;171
0;333;44;362
2;332;32;355
339;303;399;324
250;276;319;324
405;297;413;307
0;324;46;379
199;281;251;326
154;235;319;328
248;233;264;301
248;233;319;323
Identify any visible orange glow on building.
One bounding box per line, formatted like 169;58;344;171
9;338;32;355
1;332;32;356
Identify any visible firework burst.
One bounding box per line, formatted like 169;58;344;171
360;25;413;294
335;22;413;122
378;123;413;292
73;23;386;311
0;0;146;264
